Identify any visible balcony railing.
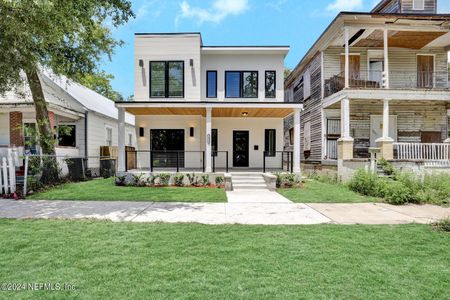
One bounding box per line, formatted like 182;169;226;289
394;143;450;161
324;71;449;97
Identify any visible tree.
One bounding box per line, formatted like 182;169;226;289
78;71;124;102
0;0;133;184
284;68;292;80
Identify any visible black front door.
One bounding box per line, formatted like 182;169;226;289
150;129;185;168
233;131;249;167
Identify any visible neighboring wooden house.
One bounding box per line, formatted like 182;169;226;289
284;0;450;179
0;71;136;174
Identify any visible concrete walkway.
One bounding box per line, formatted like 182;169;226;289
0;199;448;225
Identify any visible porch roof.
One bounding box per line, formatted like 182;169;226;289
115;101;301;118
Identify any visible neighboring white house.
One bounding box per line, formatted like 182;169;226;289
0;71;136;172
116;32;302;173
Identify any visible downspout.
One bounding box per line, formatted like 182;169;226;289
84;111;88;158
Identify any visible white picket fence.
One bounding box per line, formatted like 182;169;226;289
394;143;450;161
0;154;16;195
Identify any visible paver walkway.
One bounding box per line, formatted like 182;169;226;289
0;199;448;225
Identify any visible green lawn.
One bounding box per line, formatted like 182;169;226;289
278;180;381;203
0;219;449;299
27;178;227;202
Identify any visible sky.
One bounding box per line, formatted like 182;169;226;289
102;0;450;98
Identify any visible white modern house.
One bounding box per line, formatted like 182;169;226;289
116;33;302;174
0;71;136;173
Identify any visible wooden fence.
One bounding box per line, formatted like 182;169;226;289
0;155;16;195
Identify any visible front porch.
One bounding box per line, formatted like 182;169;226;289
116;102;303;174
324;98;450;162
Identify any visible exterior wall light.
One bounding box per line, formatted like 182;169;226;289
242;112;249;117
190;127;195;137
139;127;144;137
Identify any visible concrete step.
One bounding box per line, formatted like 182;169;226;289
232;178;266;183
233;185;268;190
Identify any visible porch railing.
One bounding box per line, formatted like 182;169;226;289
125;150;229;173
263;151;293;173
394;143;450;161
324;71;449;97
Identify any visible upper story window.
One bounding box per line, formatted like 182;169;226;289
207;71;217;98
413;0;424;10
105;127;113;146
150;61;184;98
265;71;276;98
225;71;258;98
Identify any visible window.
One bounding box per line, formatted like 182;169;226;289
303;122;311;152
289;128;294;146
225;71;258;98
128;133;133;146
23;123;37;151
150;61;184;98
413;0;424;10
303;69;311;99
212;129;218;156
265;129;276;157
207;71;217;98
58;125;76;147
105;127;113;146
265;71;276;98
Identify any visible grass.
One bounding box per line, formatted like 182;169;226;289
27;178;227;202
0;219;449;299
278;180;381;203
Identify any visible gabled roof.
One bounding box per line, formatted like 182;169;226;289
42;70;135;126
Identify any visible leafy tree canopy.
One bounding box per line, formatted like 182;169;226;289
0;0;134;93
78;71;124;102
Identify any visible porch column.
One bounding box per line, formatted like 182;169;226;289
293;108;301;174
344;27;350;88
383;26;390;89
9;111;24;147
205;107;212;173
337;97;353;160
376;99;394;160
117;107;126;172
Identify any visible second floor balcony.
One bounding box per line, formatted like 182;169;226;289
325;70;450;97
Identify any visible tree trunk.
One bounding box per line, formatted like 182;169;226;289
25;69;59;184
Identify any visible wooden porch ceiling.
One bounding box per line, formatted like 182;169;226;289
125;107;294;118
353;29;446;49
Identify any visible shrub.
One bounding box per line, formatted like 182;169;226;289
281;173;296;188
274;172;282;188
422;173;450;205
378;158;396;176
131;173;146;187
432;218;450;232
147;175;156;187
174;174;185;187
310;174;338;184
200;174;210;186
115;175;126;186
187;173;198;186
215;176;224;187
348;169;379;196
382;181;414;205
158;173;171;186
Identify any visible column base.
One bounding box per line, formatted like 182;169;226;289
444;138;450;144
375;137;394;160
337;137;354;160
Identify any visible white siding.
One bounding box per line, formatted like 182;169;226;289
201;53;285;102
134;34;202;101
0;113;9;146
135;115;283;169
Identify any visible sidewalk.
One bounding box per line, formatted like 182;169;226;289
0;199;448;225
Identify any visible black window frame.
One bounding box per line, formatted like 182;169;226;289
264;129;276;157
57;124;76;147
265;70;276;98
206;70;217;98
149;60;185;99
225;71;258;98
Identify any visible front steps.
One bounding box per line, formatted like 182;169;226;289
231;173;268;190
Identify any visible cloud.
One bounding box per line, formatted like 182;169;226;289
326;0;363;12
266;0;287;12
177;0;249;25
135;0;163;20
